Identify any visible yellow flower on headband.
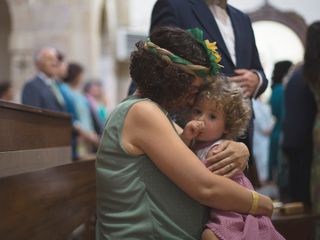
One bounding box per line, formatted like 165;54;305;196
204;40;221;63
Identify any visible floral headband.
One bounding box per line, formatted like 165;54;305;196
144;28;222;77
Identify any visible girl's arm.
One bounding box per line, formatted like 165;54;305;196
122;101;273;216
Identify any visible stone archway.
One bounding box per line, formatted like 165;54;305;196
0;0;12;82
249;3;307;45
248;3;307;84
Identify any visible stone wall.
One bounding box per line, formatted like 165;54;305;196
6;0;105;100
0;1;11;83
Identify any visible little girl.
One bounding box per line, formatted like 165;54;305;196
181;77;285;240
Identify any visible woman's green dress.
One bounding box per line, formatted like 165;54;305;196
96;96;208;239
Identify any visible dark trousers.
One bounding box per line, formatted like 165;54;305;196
283;145;313;206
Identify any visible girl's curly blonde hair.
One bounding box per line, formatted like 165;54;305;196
195;75;252;140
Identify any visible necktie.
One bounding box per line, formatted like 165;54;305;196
51;81;65;107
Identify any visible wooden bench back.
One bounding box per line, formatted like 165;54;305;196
0;159;96;239
0;101;96;239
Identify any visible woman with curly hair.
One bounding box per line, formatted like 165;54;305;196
96;26;273;239
181;77;284;240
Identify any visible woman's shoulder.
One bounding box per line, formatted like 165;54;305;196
109;97;168;130
126;99;169;127
119;95;165;114
130;99;161;112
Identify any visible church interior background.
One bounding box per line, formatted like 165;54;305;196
1;1;320;239
0;0;319;110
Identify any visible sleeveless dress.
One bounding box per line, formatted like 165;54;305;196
195;141;285;240
96;95;208;239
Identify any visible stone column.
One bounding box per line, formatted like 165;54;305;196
0;1;11;83
7;0;103;100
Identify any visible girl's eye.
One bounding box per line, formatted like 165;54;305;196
209;114;216;120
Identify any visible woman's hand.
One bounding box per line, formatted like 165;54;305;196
205;140;249;178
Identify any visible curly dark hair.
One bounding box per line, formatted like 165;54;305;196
130;27;210;109
195;76;252;140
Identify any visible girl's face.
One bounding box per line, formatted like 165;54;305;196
191;98;227;142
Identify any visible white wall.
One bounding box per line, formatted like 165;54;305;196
128;0;157;33
229;0;320;24
0;0;11;82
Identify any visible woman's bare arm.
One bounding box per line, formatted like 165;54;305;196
122;101;272;216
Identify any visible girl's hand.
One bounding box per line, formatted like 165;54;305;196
181;120;205;143
205;140;249;178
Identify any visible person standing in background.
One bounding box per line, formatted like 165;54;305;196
55;50;80;160
268;60;292;182
22;47;66;113
303;21;320;239
84;81;108;136
63;63;99;156
0;81;14;102
282;63;316;207
139;0;268;186
252;97;274;184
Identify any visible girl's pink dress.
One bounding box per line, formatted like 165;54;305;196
195;141;285;240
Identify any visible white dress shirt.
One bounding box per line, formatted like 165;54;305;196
208;3;236;65
207;1;263;97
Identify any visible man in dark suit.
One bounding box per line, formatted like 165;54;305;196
282;64;317;205
147;0;268;178
22;47;66;112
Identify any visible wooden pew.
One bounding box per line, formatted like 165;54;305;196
0;100;72;176
0;159;96;240
272;209;319;240
6;100;320;239
0;101;96;239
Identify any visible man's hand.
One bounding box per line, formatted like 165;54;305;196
205;140;249;178
181;120;205;145
228;69;260;98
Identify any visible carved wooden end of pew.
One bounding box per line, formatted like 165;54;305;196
0;159;96;240
0;101;96;240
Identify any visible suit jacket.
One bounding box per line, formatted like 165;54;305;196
282;65;317;150
150;0;268;97
22;76;66;113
